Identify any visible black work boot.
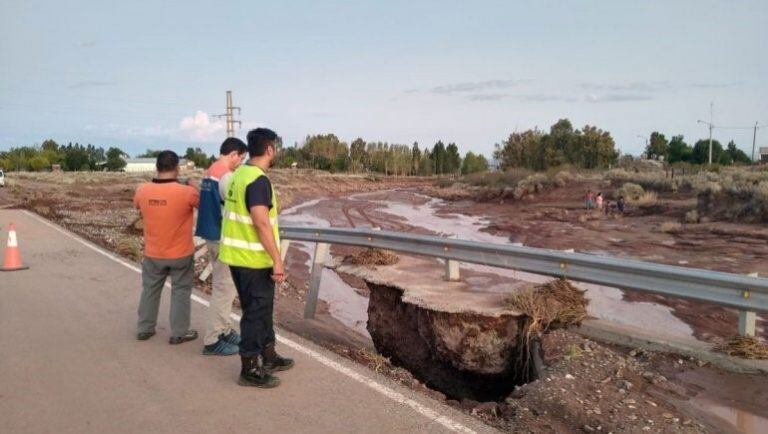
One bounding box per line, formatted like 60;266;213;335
263;343;295;372
238;355;280;388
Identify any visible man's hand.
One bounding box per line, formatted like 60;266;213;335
272;260;286;283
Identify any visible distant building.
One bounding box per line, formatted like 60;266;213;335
760;147;768;163
124;158;194;172
124;158;156;172
488;158;501;172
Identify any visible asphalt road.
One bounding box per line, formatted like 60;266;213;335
0;210;498;434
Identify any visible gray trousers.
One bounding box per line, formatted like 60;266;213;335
137;255;195;338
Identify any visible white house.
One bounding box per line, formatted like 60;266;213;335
123;158;156;172
124;158;195;172
760;147;768;163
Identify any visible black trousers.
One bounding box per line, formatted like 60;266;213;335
229;266;275;357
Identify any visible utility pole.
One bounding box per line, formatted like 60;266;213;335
697;102;715;165
752;121;758;162
214;90;241;138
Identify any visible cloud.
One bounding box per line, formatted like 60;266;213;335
690;81;742;89
179;110;226;141
79;41;96;48
467;93;509;101
517;94;579;102
69;80;115;89
431;79;530;94
585;93;653;103
579;80;742;93
578;81;671;92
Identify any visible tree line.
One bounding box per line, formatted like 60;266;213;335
643;132;751;165
493;119;619;171
276;134;489;176
0;139;216;172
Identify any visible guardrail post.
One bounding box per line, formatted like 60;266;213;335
304;242;329;319
738;272;759;336
280;239;290;262
445;259;460;281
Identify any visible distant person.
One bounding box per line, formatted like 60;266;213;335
220;128;293;388
133;151;200;344
596;192;604;211
585;190;595;209
617;196;626;214
195;137;248;356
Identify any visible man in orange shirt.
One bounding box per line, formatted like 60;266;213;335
133;151;200;344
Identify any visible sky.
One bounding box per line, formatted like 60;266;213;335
1;0;767;158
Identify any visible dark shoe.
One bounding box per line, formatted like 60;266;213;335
169;330;198;345
203;337;239;356
221;330;241;346
137;331;155;341
263;343;294;372
238;356;280;388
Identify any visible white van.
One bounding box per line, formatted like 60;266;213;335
0;169;4;187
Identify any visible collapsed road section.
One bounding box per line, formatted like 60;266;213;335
334;254;588;402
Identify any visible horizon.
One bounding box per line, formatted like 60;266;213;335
1;1;766;158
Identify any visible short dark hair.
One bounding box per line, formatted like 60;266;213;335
220;137;247;156
246;128;278;157
156;150;179;173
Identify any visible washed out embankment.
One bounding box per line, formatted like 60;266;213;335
334;256;588;402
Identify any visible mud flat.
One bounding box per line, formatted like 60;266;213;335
334;256;539;401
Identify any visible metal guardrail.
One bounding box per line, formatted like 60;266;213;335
280;225;768;336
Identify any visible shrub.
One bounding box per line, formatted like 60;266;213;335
660;221;682;233
632;191;658;207
615;182;645;201
684;209;700;224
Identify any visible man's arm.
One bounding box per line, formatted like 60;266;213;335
249;205;284;282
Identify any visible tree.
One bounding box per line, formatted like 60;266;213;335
28;155;50;171
691;139;728;165
445;143;462;175
185;147;212;169
349;138;367;173
431;141;447;175
645;132;669;160
726;140;751;164
62;143;91;171
411;142;421;175
667;135;692;164
302;134;349;171
105;147;127;171
461;152;489;174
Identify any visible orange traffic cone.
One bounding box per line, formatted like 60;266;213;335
1;222;29;271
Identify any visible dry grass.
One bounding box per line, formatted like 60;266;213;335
344;248;399;266
659;221;683;234
506;279;589;336
716;336;768;360
684;209;700;224
115;237;142;261
632;191;658;207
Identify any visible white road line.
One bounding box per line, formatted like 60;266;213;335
21;210;476;434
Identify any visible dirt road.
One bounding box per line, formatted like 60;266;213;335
0;209;495;434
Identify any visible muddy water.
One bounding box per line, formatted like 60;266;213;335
282;190;694;340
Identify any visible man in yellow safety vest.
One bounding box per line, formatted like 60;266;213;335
219;127;293;388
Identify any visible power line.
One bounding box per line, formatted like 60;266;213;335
697;102;766;162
